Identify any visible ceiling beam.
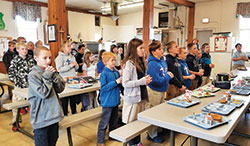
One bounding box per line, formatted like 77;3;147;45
4;0;111;17
167;0;195;7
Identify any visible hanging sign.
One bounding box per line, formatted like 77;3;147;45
0;12;5;30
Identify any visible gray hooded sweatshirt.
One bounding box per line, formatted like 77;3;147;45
28;65;65;129
55;52;79;77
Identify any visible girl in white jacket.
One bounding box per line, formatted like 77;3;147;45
122;38;152;146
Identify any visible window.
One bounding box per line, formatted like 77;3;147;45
239;16;250;51
16;15;39;43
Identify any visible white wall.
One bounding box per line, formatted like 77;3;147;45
118;6;189;46
0;0;17;38
194;0;249;40
0;0;116;43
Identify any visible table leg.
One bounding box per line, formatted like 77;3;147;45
16;108;34;139
170;130;175;146
190;136;198;146
8;85;13;99
232;131;250;138
67;127;73;146
0;84;4;97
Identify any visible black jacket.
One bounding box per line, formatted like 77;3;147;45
3;50;17;72
165;54;183;88
186;54;199;79
200;52;212;76
75;52;84;73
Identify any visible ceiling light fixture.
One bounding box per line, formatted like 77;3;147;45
101;1;144;12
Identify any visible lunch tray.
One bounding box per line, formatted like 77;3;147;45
192;92;215;98
238;68;247;71
201;85;220;93
230;85;250;96
68;83;93;89
167;96;200;108
245;76;250;80
217;98;245;108
202;102;236;116
184;112;230;129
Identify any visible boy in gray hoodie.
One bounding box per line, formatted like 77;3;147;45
28;46;65;146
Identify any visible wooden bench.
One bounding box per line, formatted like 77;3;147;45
109;120;152;146
59;107;102;146
3;100;102;146
3;100;30;110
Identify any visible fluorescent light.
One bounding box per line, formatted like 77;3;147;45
101;2;144;12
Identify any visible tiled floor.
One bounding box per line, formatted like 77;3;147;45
0;86;250;146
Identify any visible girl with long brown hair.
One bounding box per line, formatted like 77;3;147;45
122;38;152;146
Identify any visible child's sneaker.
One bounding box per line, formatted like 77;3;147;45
12;123;18;132
137;143;143;146
20;108;27;115
146;134;164;143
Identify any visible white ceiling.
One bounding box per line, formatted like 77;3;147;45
33;0;212;15
33;0;175;15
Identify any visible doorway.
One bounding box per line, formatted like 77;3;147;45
196;30;213;48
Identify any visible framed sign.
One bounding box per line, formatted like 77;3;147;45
159;12;169;28
95;16;100;26
214;36;228;52
48;24;57;42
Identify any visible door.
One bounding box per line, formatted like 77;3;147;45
196;30;213;49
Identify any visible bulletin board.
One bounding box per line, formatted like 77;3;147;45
214;36;228;52
0;36;12;61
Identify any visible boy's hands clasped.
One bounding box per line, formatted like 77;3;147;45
46;66;56;73
116;77;122;84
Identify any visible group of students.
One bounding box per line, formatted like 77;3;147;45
2;37;43;131
2;35;216;146
96;38;215;146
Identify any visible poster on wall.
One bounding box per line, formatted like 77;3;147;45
214;36;228;52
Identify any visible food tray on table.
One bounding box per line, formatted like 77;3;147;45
202;102;236;115
167;96;200;108
217;98;245;108
230;85;250;96
201;85;220;93
184;112;230;129
238;67;247;71
192;91;215;98
68;83;93;89
245;76;250;80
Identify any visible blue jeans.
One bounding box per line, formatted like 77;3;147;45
81;93;90;112
33;123;59;146
97;106;118;144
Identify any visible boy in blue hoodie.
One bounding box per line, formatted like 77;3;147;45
178;47;195;89
147;40;173;143
28;46;65;146
97;52;122;146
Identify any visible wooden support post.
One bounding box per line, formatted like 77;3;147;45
48;0;68;67
187;6;195;44
143;0;154;54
